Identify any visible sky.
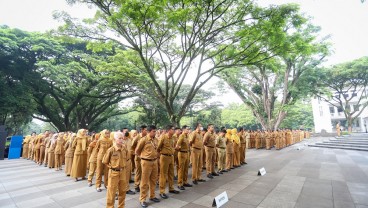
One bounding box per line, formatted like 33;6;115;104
1;0;368;107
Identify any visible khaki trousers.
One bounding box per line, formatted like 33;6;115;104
255;139;261;149
159;155;174;194
106;169;127;208
88;162;97;182
233;144;240;166
134;156;141;189
39;146;45;164
205;146;215;174
191;148;202;180
226;152;233;170
140;159;158;202
96;159;109;188
55;153;63;169
217;148;226;171
126;159;132;191
43;147;48;164
177;152;189;186
240;144;246;163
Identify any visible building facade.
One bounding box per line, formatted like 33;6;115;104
311;88;368;133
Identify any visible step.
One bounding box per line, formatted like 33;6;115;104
314;143;368;148
326;141;368;145
308;144;368;151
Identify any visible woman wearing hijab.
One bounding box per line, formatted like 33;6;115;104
64;133;76;176
54;132;65;171
95;129;113;192
71;129;88;181
47;134;58;168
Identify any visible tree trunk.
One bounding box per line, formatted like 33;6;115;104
347;117;353;133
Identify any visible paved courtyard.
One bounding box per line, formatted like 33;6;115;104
1;135;368;208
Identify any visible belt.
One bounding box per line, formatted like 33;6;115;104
161;154;173;157
126;159;130;161
217;147;225;149
206;146;215;148
192;147;201;150
179;151;188;153
110;168;121;171
141;158;157;161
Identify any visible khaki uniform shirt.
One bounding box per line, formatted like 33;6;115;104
203;132;215;148
216;135;226;149
96;137;113;161
103;145;127;170
190;131;203;150
158;134;175;155
176;134;189;152
136;135;158;160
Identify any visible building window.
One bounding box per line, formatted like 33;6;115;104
337;106;343;115
329;106;335;113
353;104;360;112
319;106;323;116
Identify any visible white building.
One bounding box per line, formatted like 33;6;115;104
311;88;368;133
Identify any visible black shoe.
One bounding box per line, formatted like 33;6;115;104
193;180;198;185
230;167;235;169
129;179;134;183
244;162;248;164
212;172;219;176
217;171;223;175
126;190;136;195
159;193;168;199
221;170;228;173
207;174;213;179
169;190;180;194
178;186;185;190
198;179;206;182
140;201;148;207
150;197;160;202
183;183;193;187
135;187;140;192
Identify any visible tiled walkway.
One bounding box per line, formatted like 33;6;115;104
1;135;368;208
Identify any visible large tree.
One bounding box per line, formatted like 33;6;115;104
221;19;330;130
58;0;304;125
0;26;140;131
314;57;368;132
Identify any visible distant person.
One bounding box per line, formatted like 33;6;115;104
336;122;341;136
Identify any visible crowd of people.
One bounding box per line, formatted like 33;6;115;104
21;123;310;208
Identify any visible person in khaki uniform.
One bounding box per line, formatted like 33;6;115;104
95;130;113;192
232;129;240;168
54;132;65;171
22;136;30;159
122;131;136;195
33;134;42;164
42;132;51;166
132;125;147;193
239;128;247;165
135;125;160;208
225;129;234;171
215;129;227;174
175;125;192;190
103;132;128;208
255;130;261;149
157;125;180;199
87;133;99;186
203;124;218;179
64;133;76;176
28;133;36;160
47;134;57;168
71;129;88;181
173;128;181;181
189;123;206;185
